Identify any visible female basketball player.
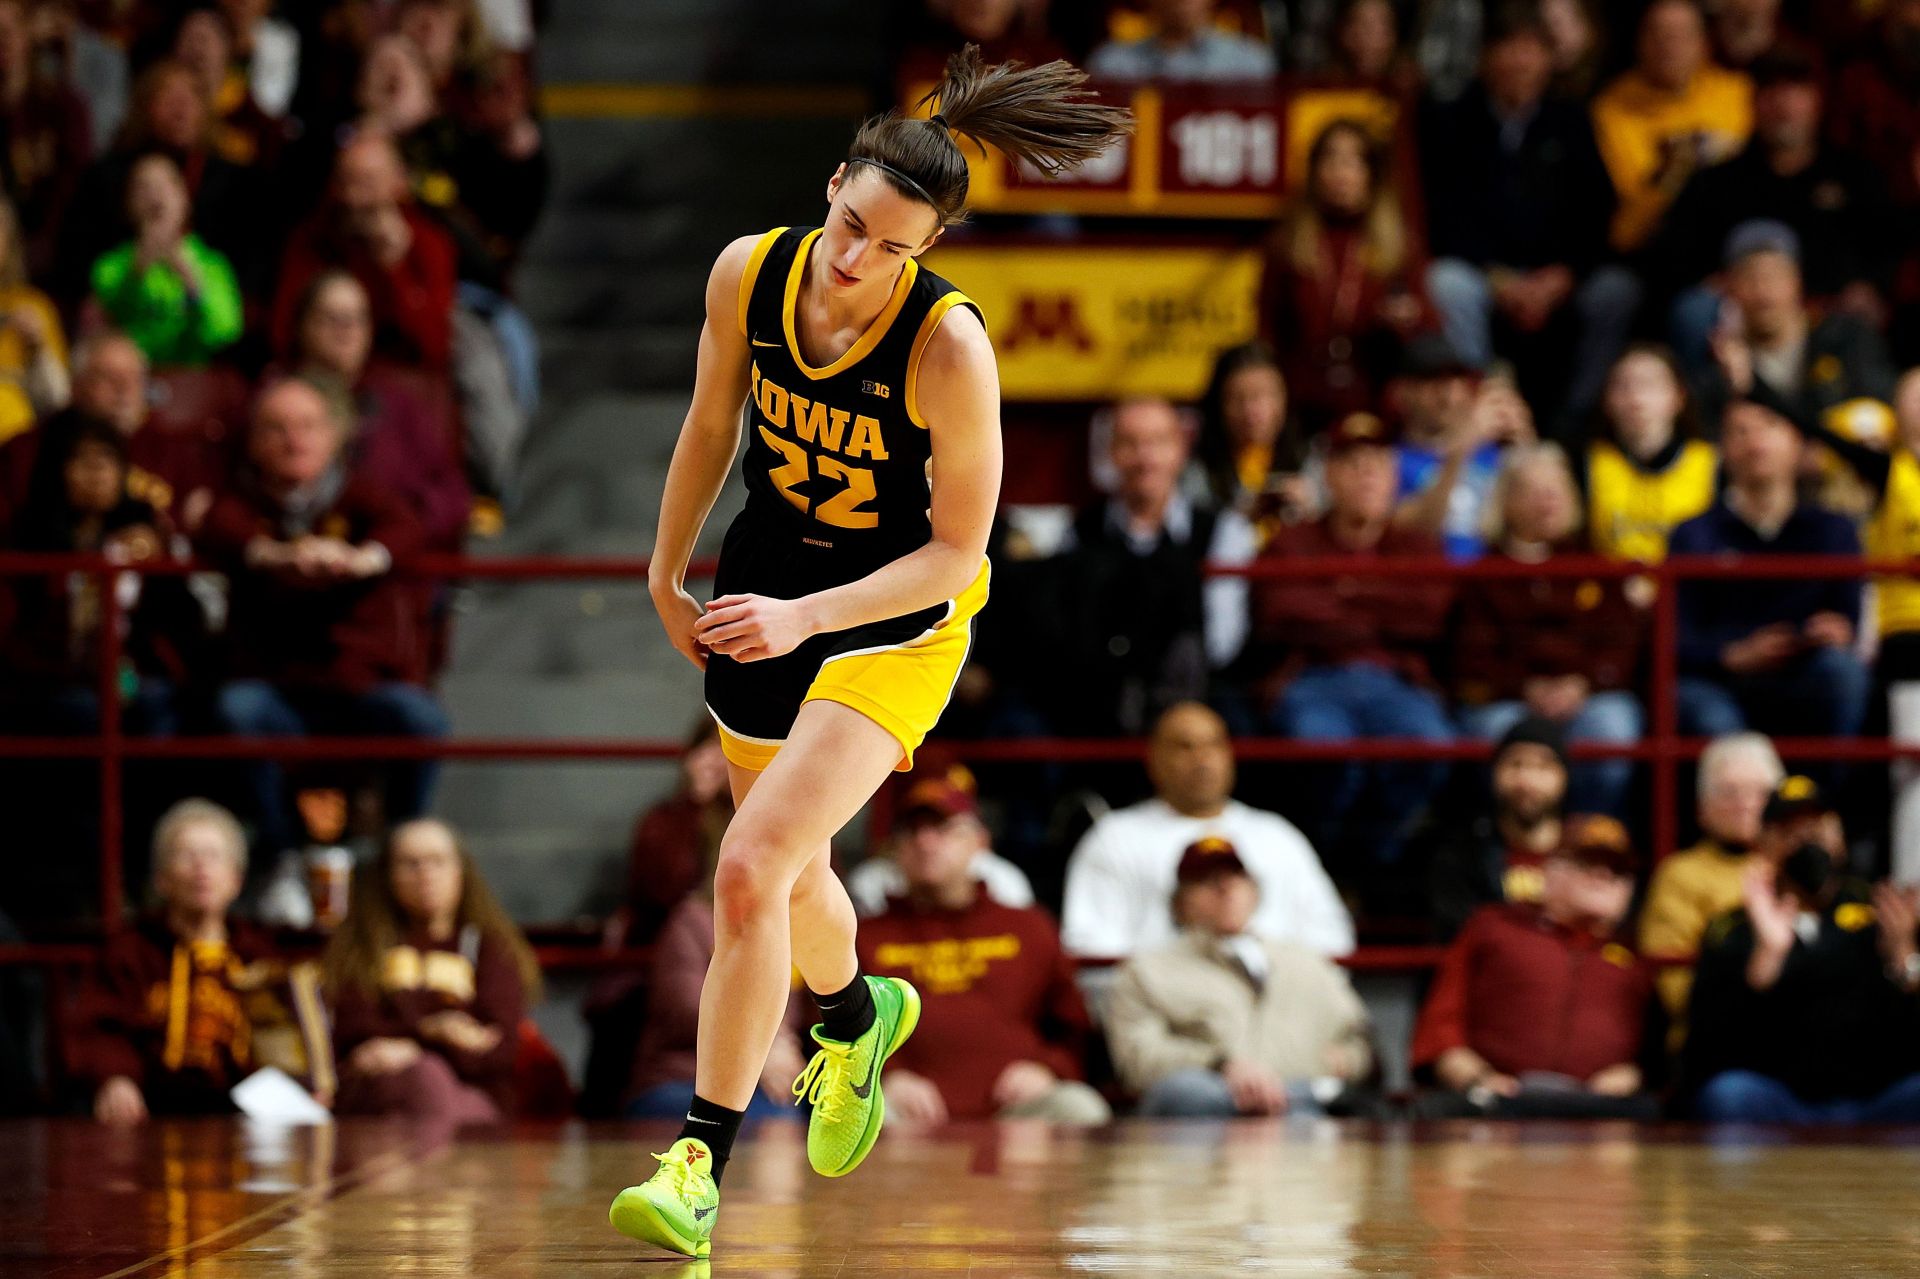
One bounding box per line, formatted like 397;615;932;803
609;49;1130;1257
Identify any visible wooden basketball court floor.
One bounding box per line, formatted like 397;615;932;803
6;1118;1920;1278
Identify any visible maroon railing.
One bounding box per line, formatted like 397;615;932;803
0;549;1911;936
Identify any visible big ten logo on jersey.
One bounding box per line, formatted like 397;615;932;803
861;379;891;399
751;363;890;529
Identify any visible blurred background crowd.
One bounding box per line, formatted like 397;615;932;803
8;0;1920;1134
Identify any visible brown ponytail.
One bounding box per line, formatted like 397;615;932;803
847;44;1133;226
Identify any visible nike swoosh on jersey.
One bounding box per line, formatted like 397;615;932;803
751;338;781;348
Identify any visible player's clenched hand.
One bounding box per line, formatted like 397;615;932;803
651;583;710;670
695;593;816;662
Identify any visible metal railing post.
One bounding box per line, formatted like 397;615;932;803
1648;564;1681;863
95;559;125;929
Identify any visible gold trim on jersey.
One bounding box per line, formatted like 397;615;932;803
737;226;788;337
781;227;920;380
904;290;976;430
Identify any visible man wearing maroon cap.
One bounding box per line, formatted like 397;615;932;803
844;768;1035;918
1412;814;1658;1118
1249;412;1455;868
853;774;1110;1126
1106;836;1373;1117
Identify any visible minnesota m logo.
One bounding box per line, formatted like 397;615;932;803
1001;293;1096;353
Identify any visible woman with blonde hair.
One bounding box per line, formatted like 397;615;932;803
1259;117;1430;431
1451;442;1646;813
325;818;540;1124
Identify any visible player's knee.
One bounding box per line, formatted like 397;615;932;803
712;840;793;930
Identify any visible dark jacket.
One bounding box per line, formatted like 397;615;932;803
1421;812;1552;942
1667;497;1862;677
1684;881;1920;1103
1420;84;1616;273
1450;544;1645;704
1655;141;1894;298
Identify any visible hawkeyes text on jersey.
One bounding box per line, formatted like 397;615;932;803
736;225;981;576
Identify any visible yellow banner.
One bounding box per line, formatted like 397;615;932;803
925;244;1263;401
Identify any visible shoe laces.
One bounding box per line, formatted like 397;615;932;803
648;1149;708;1199
792;1038;858;1122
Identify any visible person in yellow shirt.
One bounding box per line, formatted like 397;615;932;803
1587;345;1718;562
0;194;69;445
1639;733;1781;1028
1591;0;1753;253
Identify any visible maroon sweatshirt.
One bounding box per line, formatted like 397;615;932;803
857;893;1091;1119
1450;545;1645;705
329;926;526;1110
195;470;429;692
1412;902;1651;1082
65;915;283;1114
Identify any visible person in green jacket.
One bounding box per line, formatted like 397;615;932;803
89;153;243;368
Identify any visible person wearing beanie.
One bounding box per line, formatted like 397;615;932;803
1421;715;1571;939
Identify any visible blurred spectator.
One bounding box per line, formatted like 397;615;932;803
1259;118;1430;430
395;0;494;101
1061;701;1353;960
896;0;1070;68
1656;47;1890;366
625;886;807;1121
0;0;92;281
87;152;243;367
1043;398;1253;734
1408;0;1484;102
198;376;443;854
1106;837;1372;1117
285;269;468;549
326;818;537;1123
68;800;276;1121
1591;0;1753;254
1585;345;1717;562
273;131;458;370
32;0;127;156
1423;716;1569;940
173;7;283;170
1636;744;1789;1029
1697;222;1896;427
1086;0;1275;82
1420;9;1634;428
61;58;262;304
217;0;299;118
1800;370;1920;883
1450;444;1644;814
0;331;226;538
1685;800;1920;1122
0;193;68;442
1708;0;1790;72
619;720;732;945
1319;0;1420;98
1538;0;1603;98
1392;340;1532;559
359;31;546;294
1669;399;1867;741
1193;341;1314;537
1412;814;1658;1119
845;767;1035;919
1252;412;1453;864
1833;6;1920;361
857;774;1110;1126
0;417;194;735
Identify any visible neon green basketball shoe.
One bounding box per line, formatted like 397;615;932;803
792;975;922;1177
609;1137;720;1257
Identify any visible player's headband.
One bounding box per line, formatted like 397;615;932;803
848;155;941;212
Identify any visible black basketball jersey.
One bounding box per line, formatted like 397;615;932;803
735;225;981;581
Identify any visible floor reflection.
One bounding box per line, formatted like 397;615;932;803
4;1118;1920;1277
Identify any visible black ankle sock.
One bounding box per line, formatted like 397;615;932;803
678;1094;745;1185
813;971;876;1043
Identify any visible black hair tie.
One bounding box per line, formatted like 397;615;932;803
930;113;949;129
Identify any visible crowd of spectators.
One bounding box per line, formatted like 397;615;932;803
0;0;545;917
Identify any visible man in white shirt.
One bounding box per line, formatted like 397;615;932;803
1062;702;1354;960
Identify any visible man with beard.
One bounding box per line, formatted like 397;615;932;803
1425;716;1570;940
